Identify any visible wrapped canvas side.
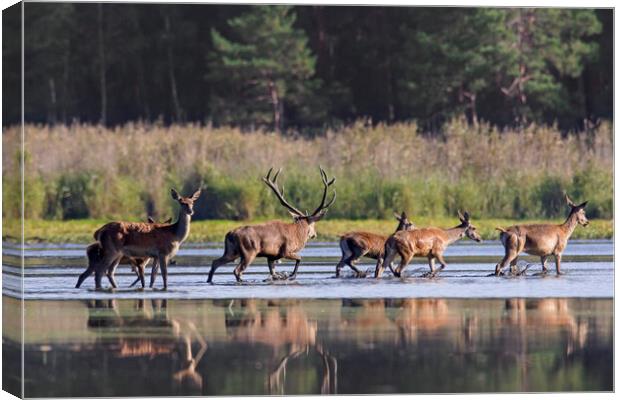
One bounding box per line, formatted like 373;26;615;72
2;2;24;398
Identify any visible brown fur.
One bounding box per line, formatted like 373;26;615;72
75;189;201;290
376;211;482;278
87;217;172;288
494;195;588;276
335;212;414;277
207;167;336;283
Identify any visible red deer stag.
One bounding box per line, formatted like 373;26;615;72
336;212;414;278
376;211;482;278
85;216;172;289
207;167;336;283
494;194;588;276
75;188;201;290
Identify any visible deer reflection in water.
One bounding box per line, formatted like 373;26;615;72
85;299;208;393
497;298;590;391
502;298;588;357
223;299;337;394
339;299;476;351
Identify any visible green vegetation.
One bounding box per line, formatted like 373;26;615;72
2;120;612;229
4;218;612;244
5;5;611;131
209;6;319;132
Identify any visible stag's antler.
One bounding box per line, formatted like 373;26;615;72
310;166;336;217
263;168;305;216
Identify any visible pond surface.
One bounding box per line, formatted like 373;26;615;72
2;240;614;299
2;297;613;396
2;240;614;395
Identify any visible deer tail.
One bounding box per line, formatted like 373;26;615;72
495;226;508;233
86;242;104;265
93;225;106;241
223;232;238;256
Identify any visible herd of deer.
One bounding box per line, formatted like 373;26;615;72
75;167;589;290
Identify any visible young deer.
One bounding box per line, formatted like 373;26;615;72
336;212;414;278
207;167;336;283
494;194;588;276
376;211;482;278
85;217;172;289
75;188;201;290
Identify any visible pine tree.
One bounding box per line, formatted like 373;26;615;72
209;6;317;132
495;9;601;125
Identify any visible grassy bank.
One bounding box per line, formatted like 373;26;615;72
2;119;613;223
3;218;612;244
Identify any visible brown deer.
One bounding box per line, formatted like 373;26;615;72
85;216;172;289
207;167;336;283
336;211;414;278
376;211;482;278
494;194;588;276
75;188;201;290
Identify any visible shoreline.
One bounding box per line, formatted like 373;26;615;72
3;217;613;244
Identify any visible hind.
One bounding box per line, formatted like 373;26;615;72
207;232;240;283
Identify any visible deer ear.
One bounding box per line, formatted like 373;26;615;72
565;193;575;207
190;189;202;202
171;188;180;200
401;211;408;219
457;210;465;222
463;211;470;221
394;212;402;220
147;216;155;223
576;201;588;209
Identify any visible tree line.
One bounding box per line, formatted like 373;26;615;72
3;4;612;133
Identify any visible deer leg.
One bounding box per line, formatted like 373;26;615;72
267;257;276;276
495;252;517;276
436;253;447;271
336;240;352;278
376;248;396;278
94;271;103;289
495;235;519;276
335;257;346;278
207;254;237;284
105;256;122;289
138;262;146;288
422;256;437;278
129;260;147;288
149;258;160;288
75;265;94;288
233;253;255;282
286;254;302;280
394;253;413;278
540;256;548;274
158;254;169;289
554;253;563;275
128;259;140;288
106;272;118;289
344;252;365;277
266;257;288;280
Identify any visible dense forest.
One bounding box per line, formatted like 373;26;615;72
2;4;613;132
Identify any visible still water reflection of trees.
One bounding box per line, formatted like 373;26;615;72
11;297;612;396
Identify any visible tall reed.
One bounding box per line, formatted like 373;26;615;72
2;118;612;221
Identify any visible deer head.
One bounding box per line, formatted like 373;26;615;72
263;166;336;239
394;211;414;232
565;194;589;226
457;210;482;242
171;188;202;216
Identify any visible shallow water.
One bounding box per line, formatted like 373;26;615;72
3;240;614;395
2;240;614;299
2;297;613;396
